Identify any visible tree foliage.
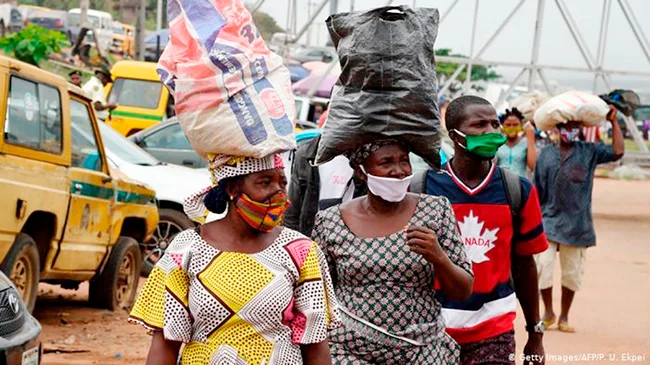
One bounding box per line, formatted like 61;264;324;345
0;25;69;66
435;48;501;81
251;10;284;42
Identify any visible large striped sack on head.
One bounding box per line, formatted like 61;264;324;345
158;0;296;159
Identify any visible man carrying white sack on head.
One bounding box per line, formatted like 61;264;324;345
533;91;624;334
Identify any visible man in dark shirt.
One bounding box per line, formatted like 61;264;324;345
285;136;366;236
534;106;624;333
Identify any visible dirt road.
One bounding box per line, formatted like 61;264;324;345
37;178;650;364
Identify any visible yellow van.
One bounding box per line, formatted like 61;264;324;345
105;60;173;136
0;55;159;312
111;21;134;56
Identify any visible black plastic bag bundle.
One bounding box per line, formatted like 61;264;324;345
315;5;441;167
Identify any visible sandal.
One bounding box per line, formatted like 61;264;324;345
558;322;576;333
542;315;556;330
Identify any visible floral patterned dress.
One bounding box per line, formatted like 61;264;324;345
129;227;340;365
312;194;472;364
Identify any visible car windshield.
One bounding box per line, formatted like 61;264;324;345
98;123;160;166
68;13;99;28
113;24;124;34
108;78;163;109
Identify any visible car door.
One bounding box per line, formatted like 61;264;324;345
0;73;70;271
53;98;113;272
140;123;206;168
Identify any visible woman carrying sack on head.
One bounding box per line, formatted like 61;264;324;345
129;154;341;365
496;108;538;178
312;140;473;364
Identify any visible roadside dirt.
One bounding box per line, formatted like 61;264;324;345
37;178;650;364
36;282;148;364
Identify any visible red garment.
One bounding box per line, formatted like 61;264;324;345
317;109;329;128
428;164;548;344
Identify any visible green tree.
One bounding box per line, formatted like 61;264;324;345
243;3;284;42
0;24;69;66
251;10;284;42
435;48;501;81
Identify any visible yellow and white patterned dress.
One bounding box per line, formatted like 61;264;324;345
129;227;340;364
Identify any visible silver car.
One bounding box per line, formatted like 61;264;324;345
129;118;207;168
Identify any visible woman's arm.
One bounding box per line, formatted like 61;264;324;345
406;226;473;301
525;122;538;171
431;248;474;301
301;340;333;365
146;332;182;365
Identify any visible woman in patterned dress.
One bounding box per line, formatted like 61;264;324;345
312;141;474;364
129;154;341;365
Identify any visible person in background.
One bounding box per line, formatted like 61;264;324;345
415;96;548;365
129;154;340;365
69;70;83;88
82;68;116;122
496;108;537;177
439;97;451;128
439;97;456;164
534;106;624;334
285;135;367;236
313;140;473;363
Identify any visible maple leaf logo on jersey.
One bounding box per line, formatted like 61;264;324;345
458;211;499;264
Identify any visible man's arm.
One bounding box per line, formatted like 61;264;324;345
94;101;117;112
608;106;625;158
513;254;544;364
513;182;547;364
284;147;310;232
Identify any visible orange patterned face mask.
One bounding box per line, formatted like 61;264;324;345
234;191;291;232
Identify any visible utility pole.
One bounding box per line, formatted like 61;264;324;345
134;0;146;60
330;0;338;14
156;0;163;31
292;0;297;37
79;0;89;28
307;0;317;46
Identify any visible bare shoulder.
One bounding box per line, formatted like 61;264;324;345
338;196;364;214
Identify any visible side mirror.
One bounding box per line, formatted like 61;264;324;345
132;136;144;147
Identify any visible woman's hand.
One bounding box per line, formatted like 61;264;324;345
407;225;474;301
524;121;539;170
524;121;536;138
406;226;447;265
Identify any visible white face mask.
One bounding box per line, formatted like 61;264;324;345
360;166;413;202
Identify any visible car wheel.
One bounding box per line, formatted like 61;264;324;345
141;208;194;277
0;234;40;313
89;236;141;311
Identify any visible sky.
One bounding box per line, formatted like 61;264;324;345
255;0;650;100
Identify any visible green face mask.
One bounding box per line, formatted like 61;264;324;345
453;130;507;159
